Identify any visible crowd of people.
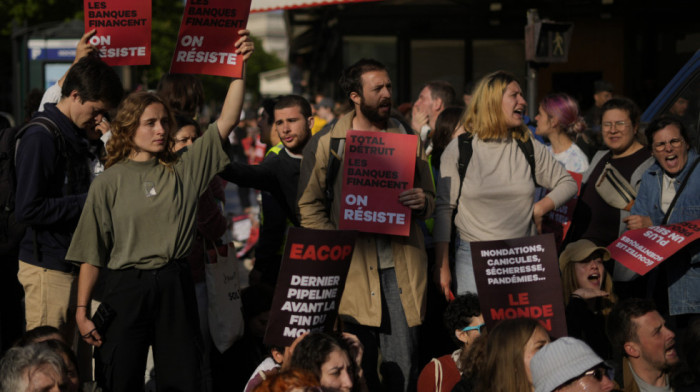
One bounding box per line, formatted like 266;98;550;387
0;25;698;392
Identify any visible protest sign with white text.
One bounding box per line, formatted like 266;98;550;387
83;0;151;65
170;0;252;77
607;219;700;276
264;228;356;347
471;233;567;337
339;130;417;236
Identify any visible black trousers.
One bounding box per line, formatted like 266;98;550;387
96;260;202;392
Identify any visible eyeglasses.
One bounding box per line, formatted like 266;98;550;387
601;120;630;131
652;138;684;151
462;323;485;334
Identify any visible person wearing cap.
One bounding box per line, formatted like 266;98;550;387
560;239;617;360
584;80;614;131
531;337;614;392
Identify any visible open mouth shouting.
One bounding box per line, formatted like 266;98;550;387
587;272;601;288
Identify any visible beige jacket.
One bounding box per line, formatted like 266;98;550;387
297;110;435;327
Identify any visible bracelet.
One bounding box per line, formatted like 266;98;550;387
76;305;89;308
570;294;583;299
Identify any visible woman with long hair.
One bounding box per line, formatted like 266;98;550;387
559;239;616;360
433;71;577;298
66;31;253;391
476;318;549;392
535;93;589;173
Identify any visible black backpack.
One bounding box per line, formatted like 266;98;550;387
0;117;62;257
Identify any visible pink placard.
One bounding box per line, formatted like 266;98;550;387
170;0;252;77
84;0;151;66
339;131;417;236
608;219;700;276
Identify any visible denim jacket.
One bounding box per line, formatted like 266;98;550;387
631;149;700;315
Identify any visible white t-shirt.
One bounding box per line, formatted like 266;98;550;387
547;143;589;173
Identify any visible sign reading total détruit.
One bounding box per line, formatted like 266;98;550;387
339;130;418;237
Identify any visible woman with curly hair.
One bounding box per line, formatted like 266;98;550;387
288;332;366;392
417;292;484;392
65;31;253;391
534;93;589;173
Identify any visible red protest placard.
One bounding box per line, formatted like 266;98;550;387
471;233;567;338
264;228;357;348
83;0;151;66
607;219;700;276
539;171;583;251
338;131;417;236
170;0;252;78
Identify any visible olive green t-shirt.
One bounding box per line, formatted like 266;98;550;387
66;123;230;270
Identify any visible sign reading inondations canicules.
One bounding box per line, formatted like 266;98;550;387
83;0;151;66
264;228;356;348
170;0;252;78
608;219;700;276
339;130;417;237
471;233;567;338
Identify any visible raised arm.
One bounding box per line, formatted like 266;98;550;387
216;30;255;140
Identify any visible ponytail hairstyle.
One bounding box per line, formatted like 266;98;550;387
539;93;586;139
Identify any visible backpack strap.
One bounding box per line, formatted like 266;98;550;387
663;157;700;224
14;116;63;264
516;137;538;187
324;137;344;214
15;116;64;165
455;133;474;209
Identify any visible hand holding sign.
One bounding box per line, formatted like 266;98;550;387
398;188;426;211
171;0;252;78
234;29;255;63
76;29;98;63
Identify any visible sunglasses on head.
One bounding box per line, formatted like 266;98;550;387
461;323;485;334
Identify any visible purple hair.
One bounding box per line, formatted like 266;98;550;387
540;93;586;137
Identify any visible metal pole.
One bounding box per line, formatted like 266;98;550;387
527;63;537;119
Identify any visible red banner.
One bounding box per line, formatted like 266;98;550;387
170;0;252;78
607;219;700;276
471;234;567;338
251;0;382;13
264;228;356;347
83;0;151;66
338;131;417;236
539;171;582;251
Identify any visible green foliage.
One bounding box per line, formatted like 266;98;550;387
0;0;286;105
245;35;285;97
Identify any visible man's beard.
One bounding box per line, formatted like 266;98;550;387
359;96;391;127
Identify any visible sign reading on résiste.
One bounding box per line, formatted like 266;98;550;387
264;228;356;348
83;0;151;66
608;219;700;276
170;0;252;78
471;233;567;338
339;130;417;237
